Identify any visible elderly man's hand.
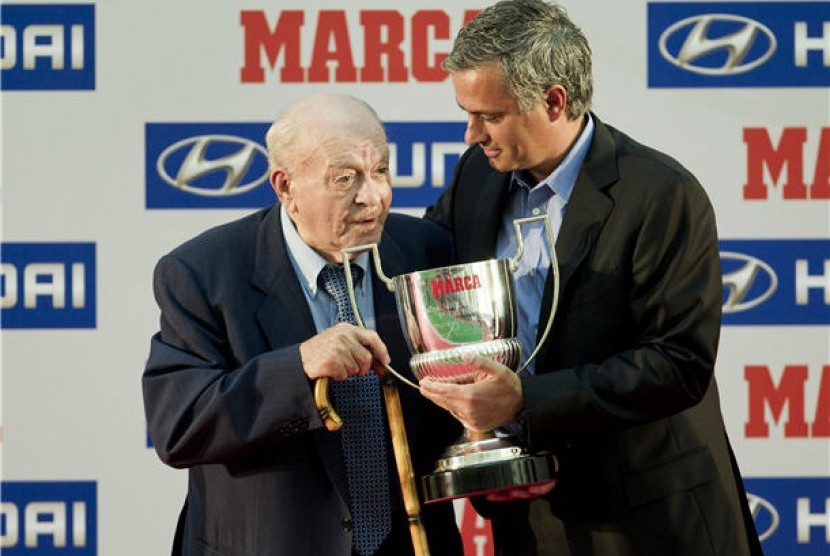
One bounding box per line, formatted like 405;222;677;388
419;355;524;431
300;323;390;380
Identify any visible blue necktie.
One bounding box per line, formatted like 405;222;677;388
318;264;392;556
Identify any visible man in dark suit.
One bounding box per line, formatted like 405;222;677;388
143;94;463;556
418;1;763;555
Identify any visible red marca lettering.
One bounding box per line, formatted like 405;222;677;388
240;9;480;83
743;127;830;200
431;274;483;297
745;364;830;438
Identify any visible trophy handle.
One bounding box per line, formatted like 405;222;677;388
341;243;395;331
510;215;560;373
340;245;419;388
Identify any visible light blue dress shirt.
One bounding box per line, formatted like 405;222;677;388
495;114;595;375
280;205;376;331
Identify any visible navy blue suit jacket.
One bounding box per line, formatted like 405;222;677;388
143;205;463;556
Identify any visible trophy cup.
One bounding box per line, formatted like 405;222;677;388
339;214;560;503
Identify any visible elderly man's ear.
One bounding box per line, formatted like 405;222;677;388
270;169;292;204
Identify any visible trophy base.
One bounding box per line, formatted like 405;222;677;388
421;432;558;503
409;338;523;383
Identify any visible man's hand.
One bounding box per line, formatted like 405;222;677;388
300;323;390;380
419;355;523;431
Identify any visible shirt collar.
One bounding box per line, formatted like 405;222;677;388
280;204;368;297
510;113;595;203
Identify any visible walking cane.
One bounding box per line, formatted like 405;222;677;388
315;373;431;556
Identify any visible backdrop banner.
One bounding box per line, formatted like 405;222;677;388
2;1;828;554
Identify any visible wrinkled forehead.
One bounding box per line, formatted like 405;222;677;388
317;131;388;165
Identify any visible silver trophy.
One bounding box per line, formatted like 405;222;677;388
341;215;559;503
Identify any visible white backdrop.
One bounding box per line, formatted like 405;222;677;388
2;1;828;554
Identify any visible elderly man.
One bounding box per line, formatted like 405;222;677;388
419;1;762;555
143;94;463;556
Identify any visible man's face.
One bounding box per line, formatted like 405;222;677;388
451;62;555;181
276;134;392;263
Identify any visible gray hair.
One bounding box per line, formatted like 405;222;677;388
443;0;592;119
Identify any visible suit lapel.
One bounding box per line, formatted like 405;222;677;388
252;206;317;346
537;118;617;361
250;206;352;502
470;170;511;261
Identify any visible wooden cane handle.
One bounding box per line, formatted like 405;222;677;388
314;377;343;431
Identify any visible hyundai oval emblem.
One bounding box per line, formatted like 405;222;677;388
747;493;779;542
658;14;776;76
156;135;269;196
721;252;778;313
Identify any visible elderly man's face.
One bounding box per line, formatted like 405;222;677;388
277;132;392;263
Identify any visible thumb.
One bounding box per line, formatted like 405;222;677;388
464;354;510;378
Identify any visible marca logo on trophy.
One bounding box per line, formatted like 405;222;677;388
320;215;559;508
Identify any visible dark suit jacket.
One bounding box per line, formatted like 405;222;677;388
143;206;463;556
425;116;762;556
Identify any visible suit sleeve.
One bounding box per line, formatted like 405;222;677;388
523;173;723;443
142;253;321;469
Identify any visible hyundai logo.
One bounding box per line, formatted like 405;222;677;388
721;252;778;313
747;493;779;542
156;135;269;196
658;14;776;76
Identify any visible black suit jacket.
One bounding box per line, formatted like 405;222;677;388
425;116;762;556
143;206;463;556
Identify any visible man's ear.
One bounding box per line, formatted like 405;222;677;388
270;168;291;203
544;85;567;121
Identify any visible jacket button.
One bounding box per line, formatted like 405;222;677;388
341;518;353;532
